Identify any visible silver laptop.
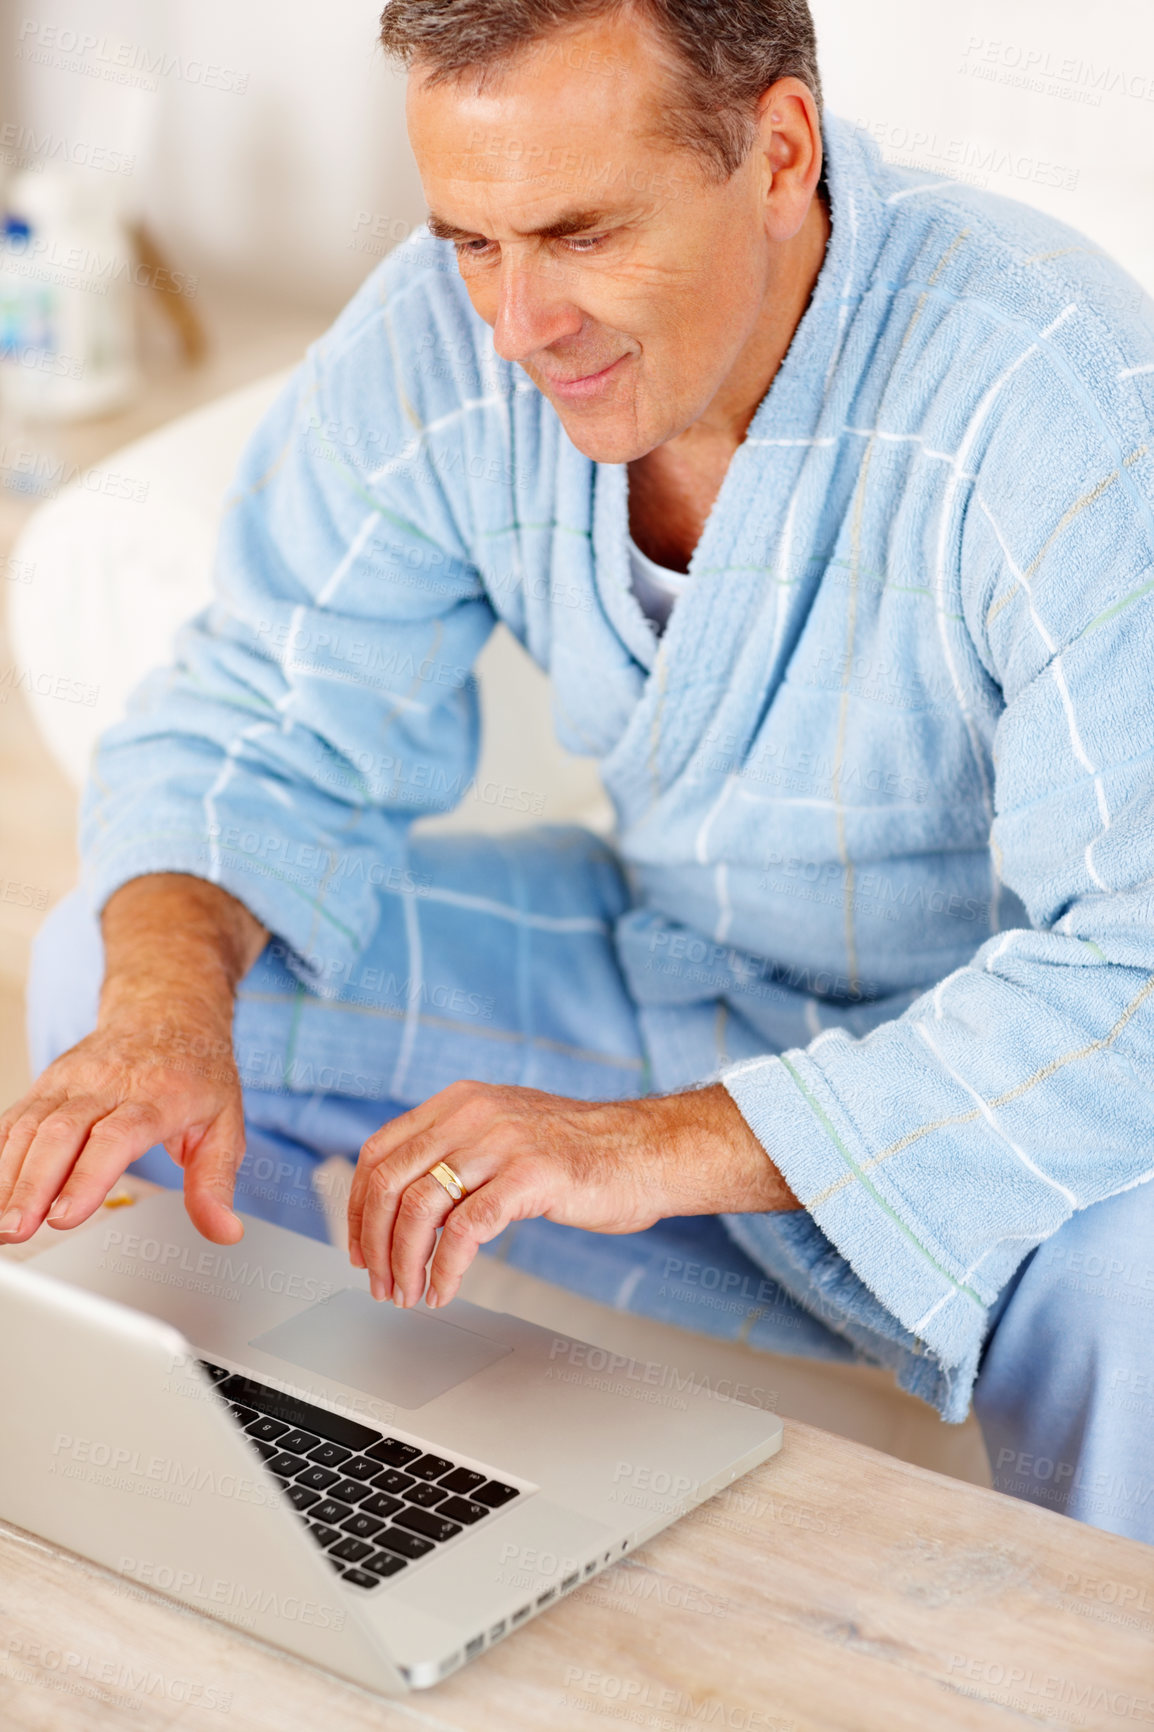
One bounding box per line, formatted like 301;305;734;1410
0;1192;782;1692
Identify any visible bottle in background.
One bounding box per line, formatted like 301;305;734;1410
0;166;141;422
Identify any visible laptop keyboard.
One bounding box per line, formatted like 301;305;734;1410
199;1361;520;1592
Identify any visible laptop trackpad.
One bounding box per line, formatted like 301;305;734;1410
248;1288;512;1410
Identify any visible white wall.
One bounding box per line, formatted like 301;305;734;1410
1;0;1152;313
0;0;427;312
812;0;1154;295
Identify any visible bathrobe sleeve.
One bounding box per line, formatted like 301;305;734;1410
79;252;497;998
721;325;1154;1380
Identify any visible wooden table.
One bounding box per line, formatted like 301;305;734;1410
2;1190;1152;1732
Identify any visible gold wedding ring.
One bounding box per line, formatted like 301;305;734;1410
427;1160;468;1204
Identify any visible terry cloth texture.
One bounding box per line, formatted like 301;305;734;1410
79;114;1154;1422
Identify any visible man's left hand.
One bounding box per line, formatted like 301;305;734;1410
346;1080;801;1307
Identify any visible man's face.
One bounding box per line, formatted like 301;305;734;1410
406;13;789;464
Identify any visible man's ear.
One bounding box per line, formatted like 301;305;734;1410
756;78;824;242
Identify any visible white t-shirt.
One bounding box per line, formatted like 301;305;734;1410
627;536;692;633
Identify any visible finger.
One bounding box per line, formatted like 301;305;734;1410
180;1105;247;1244
42;1099;170;1231
426;1176;529;1309
0;1096;110;1239
386;1173;459;1308
347;1081;491;1263
0;1095;64;1225
348;1098;443;1263
353;1116;464;1290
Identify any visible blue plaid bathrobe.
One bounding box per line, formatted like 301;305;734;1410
78;113;1154;1422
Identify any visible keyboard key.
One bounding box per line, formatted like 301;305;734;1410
440;1466;486;1496
307;1443;351;1471
249;1439;278;1462
474;1480;518;1508
229;1403;258;1426
328;1478;376;1506
408;1453;454;1482
394;1506;462;1544
405;1482;448;1508
339;1455;383;1482
371;1469;415;1496
311;1499;354;1527
246;1416;290;1444
341;1568;380;1589
266;1451;308;1478
306;1522;342;1549
216;1375;381;1452
278;1429;321;1456
287;1485;321;1512
297;1465;340;1493
331;1537;372;1564
374;1527;434;1560
360;1492;403;1521
438;1495;488;1525
364;1550;407;1578
198;1361;231;1384
365;1437;421;1468
341;1512;385;1541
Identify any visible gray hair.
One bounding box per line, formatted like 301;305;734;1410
379;0;823;181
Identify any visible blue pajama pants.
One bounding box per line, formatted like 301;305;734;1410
26;833;1154;1546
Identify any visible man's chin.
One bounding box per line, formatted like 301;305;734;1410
550;405;661;466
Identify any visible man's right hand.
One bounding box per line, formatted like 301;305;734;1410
0;873;269;1247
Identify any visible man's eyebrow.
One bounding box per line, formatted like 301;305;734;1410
427;208;616;242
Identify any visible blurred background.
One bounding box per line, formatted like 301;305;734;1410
2;0;1154;1104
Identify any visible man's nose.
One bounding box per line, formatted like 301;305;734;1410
490;255;583;365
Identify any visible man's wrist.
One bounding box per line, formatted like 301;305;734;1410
96;871;269;1031
658;1084;803;1214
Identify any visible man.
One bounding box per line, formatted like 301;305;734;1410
5;0;1154;1542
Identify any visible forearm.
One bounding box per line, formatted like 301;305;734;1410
99;873;269;1028
649;1083;803;1215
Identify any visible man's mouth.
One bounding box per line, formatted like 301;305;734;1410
539;353;629;401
